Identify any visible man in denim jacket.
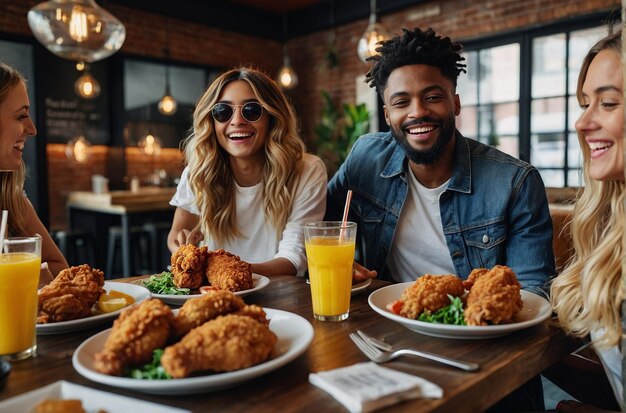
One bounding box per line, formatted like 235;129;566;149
326;27;554;297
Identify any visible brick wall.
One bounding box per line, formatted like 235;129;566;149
0;0;619;229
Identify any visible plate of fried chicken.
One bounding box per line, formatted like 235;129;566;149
36;265;151;335
72;291;314;394
368;265;552;339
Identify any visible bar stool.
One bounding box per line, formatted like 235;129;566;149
52;229;96;267
106;226;153;278
143;221;172;272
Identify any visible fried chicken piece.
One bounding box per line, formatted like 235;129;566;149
94;298;174;376
173;290;245;338
464;265;523;326
397;274;465;320
234;304;270;326
161;314;277;378
171;244;209;289
37;264;105;323
206;249;253;292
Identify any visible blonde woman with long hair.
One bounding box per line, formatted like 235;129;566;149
167;67;327;276
0;63;67;286
548;30;623;413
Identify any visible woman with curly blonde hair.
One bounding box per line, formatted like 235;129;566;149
167;66;327;276
0;63;67;286
548;30;623;413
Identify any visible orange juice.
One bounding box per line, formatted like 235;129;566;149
306;237;355;321
0;252;41;357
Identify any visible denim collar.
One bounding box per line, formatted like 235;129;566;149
379;130;471;194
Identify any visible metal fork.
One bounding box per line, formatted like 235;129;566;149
349;331;479;372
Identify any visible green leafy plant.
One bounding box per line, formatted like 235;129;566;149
418;295;466;325
315;90;370;175
129;349;172;380
142;272;190;295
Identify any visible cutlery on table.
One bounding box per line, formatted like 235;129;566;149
350;330;479;372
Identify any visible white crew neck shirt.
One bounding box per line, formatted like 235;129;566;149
387;170;455;282
170;153;327;275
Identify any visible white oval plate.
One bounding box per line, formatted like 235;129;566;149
368;282;551;339
36;281;151;335
139;273;270;306
351;278;372;295
72;308;314;395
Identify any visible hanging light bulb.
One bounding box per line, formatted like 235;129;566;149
74;64;100;99
138;134;162;156
65;134;92;162
278;49;298;90
158;66;177;116
357;0;389;63
28;0;126;63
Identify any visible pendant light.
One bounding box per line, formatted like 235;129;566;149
357;0;389;63
27;0;126;63
157;20;177;116
74;62;100;99
277;6;298;90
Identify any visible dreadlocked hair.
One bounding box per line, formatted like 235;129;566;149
365;27;467;95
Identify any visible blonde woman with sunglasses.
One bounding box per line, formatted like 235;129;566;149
167;67;327;276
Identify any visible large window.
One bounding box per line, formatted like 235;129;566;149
457;21;607;187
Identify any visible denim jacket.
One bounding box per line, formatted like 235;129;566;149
326;131;555;296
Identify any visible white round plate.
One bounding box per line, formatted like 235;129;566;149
351;278;372;295
368;282;551;339
37;281;151;335
72;308;313;395
139;273;270;305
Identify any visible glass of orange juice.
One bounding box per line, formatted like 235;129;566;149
304;222;356;321
0;236;41;361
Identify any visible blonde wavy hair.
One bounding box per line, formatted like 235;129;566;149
0;63;28;236
550;31;623;349
182;66;305;245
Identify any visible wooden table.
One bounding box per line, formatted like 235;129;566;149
67;188;175;276
1;276;578;412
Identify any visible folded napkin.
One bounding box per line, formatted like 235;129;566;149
309;362;443;413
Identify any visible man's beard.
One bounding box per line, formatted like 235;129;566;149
390;116;456;165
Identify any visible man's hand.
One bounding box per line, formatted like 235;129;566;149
353;262;377;282
38;262;54;289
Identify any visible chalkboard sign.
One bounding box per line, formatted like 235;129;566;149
35;49;110;145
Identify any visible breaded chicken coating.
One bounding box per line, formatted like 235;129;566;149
399;274;465;320
173;290;245;338
161;314;277;378
94;298;174;376
464;265;523;326
206;249;253;292
171;244;209;289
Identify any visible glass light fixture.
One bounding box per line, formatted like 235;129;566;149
65;134;91;162
27;0;126;63
158;66;177;116
357;0;389;63
278;53;298;90
74;64;100;99
138;133;162;156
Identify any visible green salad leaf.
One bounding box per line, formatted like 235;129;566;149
142;272;190;295
129;349;172;380
418;294;466;326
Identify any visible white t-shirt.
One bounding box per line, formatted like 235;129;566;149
170;153;327;276
387;170;455;282
590;328;624;409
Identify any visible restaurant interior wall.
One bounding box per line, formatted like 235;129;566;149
0;0;620;231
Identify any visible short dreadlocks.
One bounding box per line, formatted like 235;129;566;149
365;27;467;96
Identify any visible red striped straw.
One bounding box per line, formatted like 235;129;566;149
340;190;353;240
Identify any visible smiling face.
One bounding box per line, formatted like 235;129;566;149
213;80;270;165
576;49;624;182
0;81;36;171
383;64;460;165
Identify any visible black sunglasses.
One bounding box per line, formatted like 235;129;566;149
211;102;264;123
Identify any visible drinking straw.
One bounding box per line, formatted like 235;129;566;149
340;190;353;241
0;210;7;254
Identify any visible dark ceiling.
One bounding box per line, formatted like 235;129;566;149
108;0;426;41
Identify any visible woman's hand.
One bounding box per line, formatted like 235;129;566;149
173;228;204;249
38;262;54;289
353;262;377;282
